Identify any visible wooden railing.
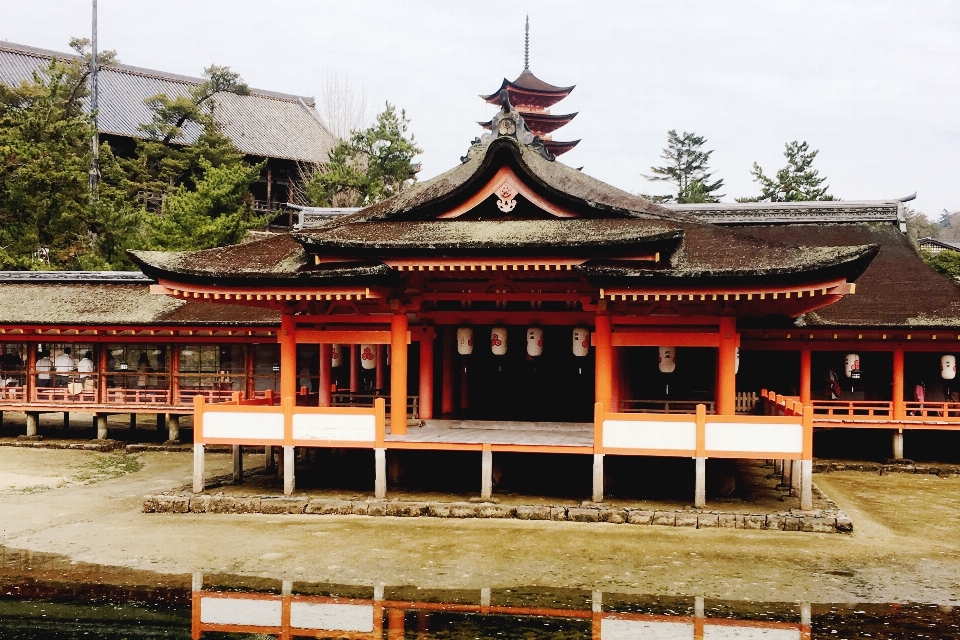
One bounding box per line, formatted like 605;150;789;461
619;399;715;414
904;401;960;420
331;392;419;420
736;391;759;413
812;400;894;418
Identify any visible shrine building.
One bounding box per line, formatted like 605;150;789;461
3;46;960;508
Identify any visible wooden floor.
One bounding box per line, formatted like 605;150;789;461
386;420;594;448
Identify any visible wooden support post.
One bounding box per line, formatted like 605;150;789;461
283;446;295;495
801;406;814;510
610;346;621;412
95;414;108;440
800;346;812;405
390;312;409;435
26;347;35;402
375;448;387;499
695;403;707;508
129;413;136;430
893;429;904;460
167;414;180;443
892;347;905;420
171;345;180;404
280;314;297;401
419;331;434;420
592;454;604;503
157;412;166;432
791;457;801;495
716;316;738;415
387;609;405;640
441;328;454;416
265;167;272;210
232;445;243;484
63;412;70;430
318;344;332;407
26;412;38;437
594;312;613;406
376;345;386;392
265;445;275;471
481;444;493;499
193;444;205;493
349;345;360;393
245;343;255;401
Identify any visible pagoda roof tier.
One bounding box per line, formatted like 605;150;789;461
482;70;575;110
479;111;578;137
544;139;580;156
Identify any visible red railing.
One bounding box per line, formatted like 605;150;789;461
812;400;893;418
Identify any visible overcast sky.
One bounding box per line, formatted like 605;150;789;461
2;0;958;217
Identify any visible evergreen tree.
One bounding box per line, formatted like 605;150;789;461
305;102;422;207
642;130;724;204
739;141;834;202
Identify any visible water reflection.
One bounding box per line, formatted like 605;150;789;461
1;547;959;638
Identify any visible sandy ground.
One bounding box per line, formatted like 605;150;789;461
0;447;958;605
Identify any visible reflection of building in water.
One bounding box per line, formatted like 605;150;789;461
192;574;811;640
190;575;811;639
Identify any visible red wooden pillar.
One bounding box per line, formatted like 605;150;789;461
716;316;738;415
441;328;455;416
318;344;332;407
97;342;109;404
418;330;434;420
892;346;905;419
375;345;386;392
800;345;812;405
171;345;181;404
279;314;297;400
387;609;405;640
245;343;255;400
610;346;621;412
349;345;360;393
594;313;613;406
26;345;36;402
390;312;408;434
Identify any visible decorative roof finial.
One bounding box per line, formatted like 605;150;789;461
524;15;530;70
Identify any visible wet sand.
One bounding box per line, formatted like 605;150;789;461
0;447;958;604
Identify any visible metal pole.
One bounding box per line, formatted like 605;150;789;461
89;0;99;199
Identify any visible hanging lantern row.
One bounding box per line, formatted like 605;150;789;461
573;327;589;357
331;344;343;368
844;353;861;380
457;327;474;355
491;327;508;356
658;347;676;373
526;327;543;357
942;355;957;380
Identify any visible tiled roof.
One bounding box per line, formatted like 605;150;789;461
0;41;336;163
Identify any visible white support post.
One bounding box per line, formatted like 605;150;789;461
193;444;205;493
800;460;813;511
801;602;811;627
481;447;493;500
265;445;274;470
695;596;705;618
480;588;491;607
232;445;243;484
95;414;108;440
773;459;783;476
694;457;706;508
192;572;203;593
893;429;904;460
283;446;295;495
791;458;801;496
592;454;604;503
375;448;387;499
167;414;179;443
282;580;293;596
591;591;602;613
25;413;38;437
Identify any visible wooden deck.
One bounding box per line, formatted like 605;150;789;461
385;420;594;453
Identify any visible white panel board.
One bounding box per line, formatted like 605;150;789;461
293;413;376;442
705;422;803;455
603;420;696;451
200;596;282;626
203;412;284;441
704;625;800;640
601;618;694;639
290;602;375;632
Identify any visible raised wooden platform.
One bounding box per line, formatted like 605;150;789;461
384;420;594;453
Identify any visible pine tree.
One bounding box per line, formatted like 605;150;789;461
642;130;724;204
305;102;422;207
739;141;834;202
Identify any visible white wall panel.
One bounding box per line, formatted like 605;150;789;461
290;602;375;632
292;413;376;442
704;422;803;455
200;596;282;626
603;420;696;451
202;412;284;441
601;618;694;639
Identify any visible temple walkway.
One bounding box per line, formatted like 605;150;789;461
385;420;593;448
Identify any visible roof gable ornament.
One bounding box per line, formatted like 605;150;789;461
468;90;555;163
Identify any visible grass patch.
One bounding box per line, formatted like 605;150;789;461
74;453;143;483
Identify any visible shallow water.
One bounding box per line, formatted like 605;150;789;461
1;546;959;639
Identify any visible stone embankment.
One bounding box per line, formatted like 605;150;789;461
142;493;852;533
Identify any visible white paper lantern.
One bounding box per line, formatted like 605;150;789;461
942;355;957;380
360;344;376;370
457;327;474;355
331;344;343;368
658;347;676;373
491;327;508;356
526;327;543;357
735;347;740;374
844;353;860;379
572;327;589;357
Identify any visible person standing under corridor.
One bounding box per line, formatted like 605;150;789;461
54;347;75;388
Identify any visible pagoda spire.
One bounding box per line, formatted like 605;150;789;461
524;15;530;70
